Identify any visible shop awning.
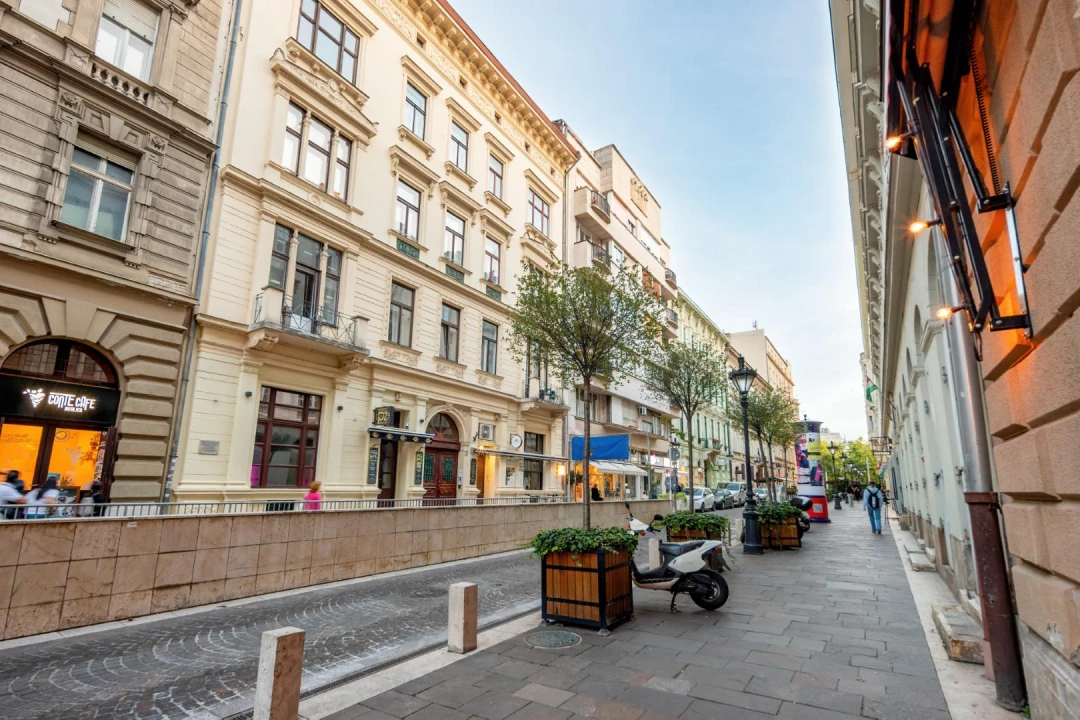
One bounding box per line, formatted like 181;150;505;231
589;460;646;476
480;449;565;462
367;426;434;443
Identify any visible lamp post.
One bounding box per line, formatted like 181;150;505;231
670;437;680;513
730;356;760;555
826;442;839;510
836;452;847;510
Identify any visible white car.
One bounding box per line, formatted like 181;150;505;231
692;486;712;512
725;482;747;506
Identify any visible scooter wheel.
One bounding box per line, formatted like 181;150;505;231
689;570;729;611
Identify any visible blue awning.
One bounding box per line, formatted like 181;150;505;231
571;434;630;461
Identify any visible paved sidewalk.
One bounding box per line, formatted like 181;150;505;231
325;505;954;719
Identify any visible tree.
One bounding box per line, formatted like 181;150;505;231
643;340;729;514
724;382;798;500
508;261;663;529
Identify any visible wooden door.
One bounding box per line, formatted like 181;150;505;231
377;439;397;504
476;455;486;499
423;449;457;499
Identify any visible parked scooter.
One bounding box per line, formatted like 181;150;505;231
625;503;731;612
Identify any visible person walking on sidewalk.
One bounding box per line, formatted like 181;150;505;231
863;480;884;534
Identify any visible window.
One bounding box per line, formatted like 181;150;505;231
488;155;503;198
95;0;157;81
440;304;460;362
481;320;498;374
388;282;414;346
449;121;469;171
281;104;351;198
444;211;465;265
525;432;544;454
628;219;636;237
527;189;550;236
611;244;625;268
296;0;358;83
322;246;342;323
575;389;610;423
404;82;427;139
268;224;342;327
395;181;421;240
2;340;116;387
59;143;135;242
523;459;543;491
483;237;501;285
269;224;291;290
252;387;321;488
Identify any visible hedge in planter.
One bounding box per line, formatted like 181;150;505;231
758;501;801;549
658;511;730;543
528;527;637;630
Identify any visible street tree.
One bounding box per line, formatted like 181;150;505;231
643;339;729;513
507;261;663;529
725;382;798;500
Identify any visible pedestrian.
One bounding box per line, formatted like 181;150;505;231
846;485;854;505
87;481;109;517
590;484;602;502
0;470;26;519
863;480;884;534
303;480;323;511
25;476;60;519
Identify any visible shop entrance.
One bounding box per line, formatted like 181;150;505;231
377;438;398;505
423;413;459;500
0;340;121;504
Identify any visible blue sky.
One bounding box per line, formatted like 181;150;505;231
450;0;865;439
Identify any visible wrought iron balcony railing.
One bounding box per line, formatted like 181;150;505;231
665;267;677;287
590;242;609;265
665;308;679;326
590;190;610;216
522;380;565;406
253;292;365;348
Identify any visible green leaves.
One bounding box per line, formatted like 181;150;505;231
657;510;730;535
527;526;640;557
757;501;801;525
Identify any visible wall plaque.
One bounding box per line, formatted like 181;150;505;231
198;440;220;455
367;445;379;484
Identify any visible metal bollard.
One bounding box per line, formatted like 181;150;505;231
448;582;478;653
648;538;661;569
253;627;305;720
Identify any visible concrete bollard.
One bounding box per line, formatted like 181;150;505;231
649;538;661;569
448;582;478;654
253;627;306;720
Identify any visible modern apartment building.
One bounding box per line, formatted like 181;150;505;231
558;122;677;500
833;0;1080;714
0;0;228;502
170;0;577;503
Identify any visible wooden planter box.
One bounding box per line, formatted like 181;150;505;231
541;550;633;631
667;528;727;543
762;518;801;549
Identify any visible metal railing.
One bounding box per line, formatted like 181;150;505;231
590;190;610;216
665;267;677;287
522;381;565;406
665;307;679;326
590;242;610;265
253;292;363;347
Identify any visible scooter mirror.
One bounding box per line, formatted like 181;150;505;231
653;514;664;522
624;502;631;511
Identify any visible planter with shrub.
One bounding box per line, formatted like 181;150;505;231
658;510;730;543
528;527;637;630
757;501;802;549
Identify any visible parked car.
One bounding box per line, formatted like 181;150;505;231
713;487;735;510
725;482;746;506
755;487;768;501
692;486;712;512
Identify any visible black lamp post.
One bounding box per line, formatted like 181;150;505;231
837;452;847;510
730;356;760;555
826;442;840;510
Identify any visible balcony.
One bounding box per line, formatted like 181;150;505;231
665;268;677;288
665;308;678;327
590;242;610;267
249;287;369;363
573;186;613;237
521;381;568;416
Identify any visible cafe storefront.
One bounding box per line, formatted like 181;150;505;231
0;340;122;505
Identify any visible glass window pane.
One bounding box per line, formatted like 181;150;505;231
400;308;412;344
339;52;355;81
266;466;298;486
296;235;321;268
446;327;457;360
59;170;95;231
309;395;321;409
315;31;340;68
489;155;502;174
303;147;329;187
297;16;314;47
451;122;468;144
442;305;459;325
336;136;351;162
72;148;102;171
389;305;400;343
286;104;304;131
306;411;320;426
305;449;317;465
105;162;133;184
124;33;152;80
397;181;420;206
276;390;303;407
391;283;413;306
333;163;347;197
344;30;358;53
483;321;497;340
446;212;465;235
95;18;123;65
261;387;272;402
301;0;316;16
485;238;500;257
318;9;342;37
95;183;130;241
406;83;426;111
273;406;304;422
273;224;291;255
323;277;339;312
308;119;331;149
269;256;287;289
326;247;342;275
269;425;302;444
282;133;300;172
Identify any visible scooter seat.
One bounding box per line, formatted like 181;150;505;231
659;541;705;557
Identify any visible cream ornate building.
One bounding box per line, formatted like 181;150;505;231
0;0;227;502
170;0;577;502
729;327;797;482
559;122;677;500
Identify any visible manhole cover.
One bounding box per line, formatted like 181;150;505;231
524;631;582;649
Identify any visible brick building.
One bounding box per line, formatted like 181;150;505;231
833;0;1080;716
0;1;229;502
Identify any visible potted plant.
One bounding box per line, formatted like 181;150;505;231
528;527;638;631
659;510;730;544
757;501;802;549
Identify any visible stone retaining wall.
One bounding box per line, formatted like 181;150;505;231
0;500;666;639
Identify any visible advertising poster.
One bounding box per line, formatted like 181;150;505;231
796;420;829;522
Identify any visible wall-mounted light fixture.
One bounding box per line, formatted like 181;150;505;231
885;131;913;151
908;218;942;234
245;391;253;397
935;305;968;320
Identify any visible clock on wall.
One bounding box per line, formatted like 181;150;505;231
510;433;523;449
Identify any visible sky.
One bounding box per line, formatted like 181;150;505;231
451;0;867;440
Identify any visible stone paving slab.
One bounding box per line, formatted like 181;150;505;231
325;507;951;719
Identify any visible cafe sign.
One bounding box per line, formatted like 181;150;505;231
0;376;120;424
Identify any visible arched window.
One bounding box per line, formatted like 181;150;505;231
913;306;923;343
427;413;458;441
1;340;116;387
906;349;913;378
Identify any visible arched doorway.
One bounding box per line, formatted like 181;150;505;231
0;339;122;505
424;413;459;500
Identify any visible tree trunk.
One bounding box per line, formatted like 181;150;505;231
687;426;695;514
766;440;776;501
582;377;592;530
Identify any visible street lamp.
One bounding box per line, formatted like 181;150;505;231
730;355;761;555
837;452;847;510
826;442;840;510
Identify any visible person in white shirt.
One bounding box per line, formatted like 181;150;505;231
25;476;60;519
0;470;27;519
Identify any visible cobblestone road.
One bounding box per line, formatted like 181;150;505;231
0;552;538;719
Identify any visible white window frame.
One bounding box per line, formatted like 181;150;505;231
95;9;157;82
59;143;135;243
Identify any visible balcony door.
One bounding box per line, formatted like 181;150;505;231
288;235;321;332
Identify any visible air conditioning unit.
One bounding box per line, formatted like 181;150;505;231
637;405;648;416
478;423;495;441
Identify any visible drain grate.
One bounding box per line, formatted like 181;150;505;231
524;630;581;649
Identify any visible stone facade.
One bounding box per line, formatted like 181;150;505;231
0;0;227;500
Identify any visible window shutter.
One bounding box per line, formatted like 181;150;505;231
75;132;138;169
102;0;159;42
